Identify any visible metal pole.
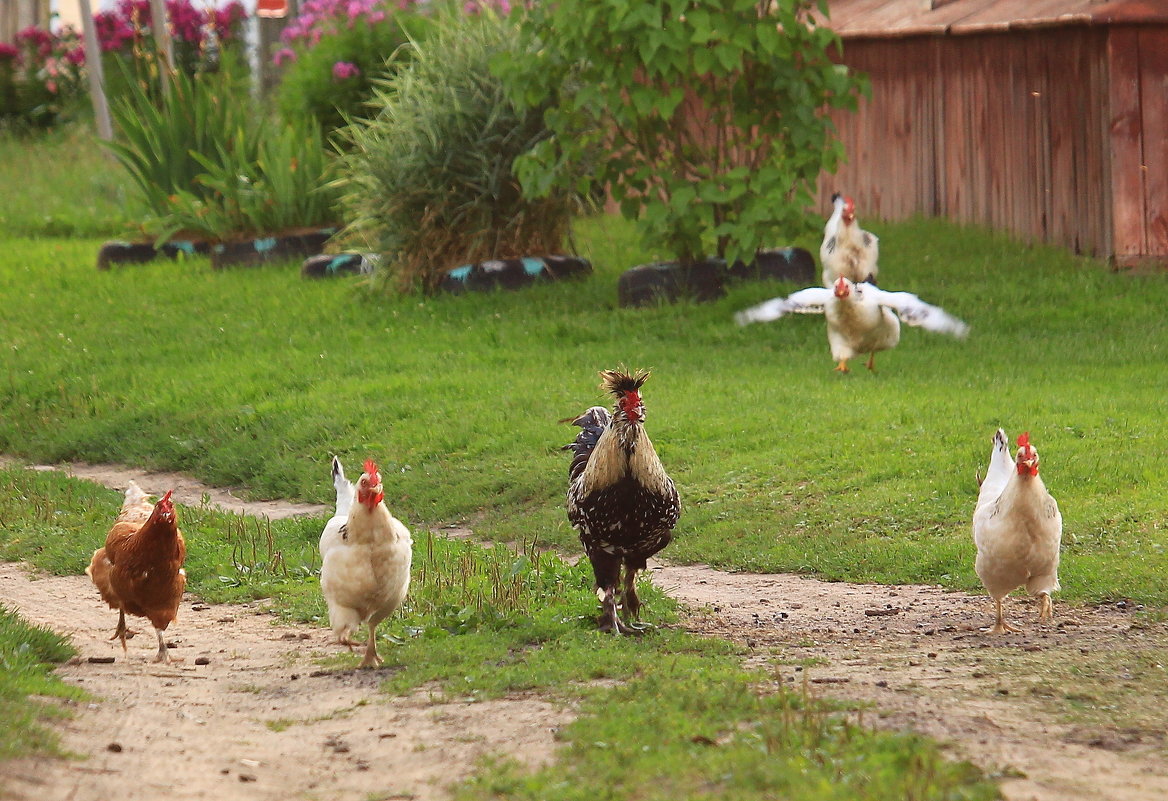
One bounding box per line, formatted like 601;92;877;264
78;0;113;140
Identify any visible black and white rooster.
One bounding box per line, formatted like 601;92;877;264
563;369;680;634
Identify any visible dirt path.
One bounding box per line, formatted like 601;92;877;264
3;460;1168;801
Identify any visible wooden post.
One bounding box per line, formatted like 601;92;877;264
78;0;113;140
149;0;173;72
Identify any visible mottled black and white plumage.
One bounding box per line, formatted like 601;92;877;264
821;192;879;287
564;369;680;634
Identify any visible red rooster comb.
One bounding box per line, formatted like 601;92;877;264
363;459;380;479
160;489;174;504
1017;432;1031;449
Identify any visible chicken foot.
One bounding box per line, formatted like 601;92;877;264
834;360;850;373
596;586;643;636
109;609;138;651
619;569;654;633
1038;593;1054;621
984;598;1022;635
359;622;382;669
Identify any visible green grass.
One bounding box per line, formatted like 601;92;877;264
0;210;1166;605
0;468;996;798
0;604;83;760
0;125;132;238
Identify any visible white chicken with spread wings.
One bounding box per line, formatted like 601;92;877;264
972;430;1062;634
735;276;969;372
821;192;879;287
319;459;412;668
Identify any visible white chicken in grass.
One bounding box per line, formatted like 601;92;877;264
972;430;1062;634
735;276;969;372
319;459;412;668
821;192;879;287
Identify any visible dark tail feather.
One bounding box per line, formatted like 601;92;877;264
562;406;610;482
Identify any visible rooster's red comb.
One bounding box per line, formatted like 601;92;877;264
363;459;379;477
1017;432;1031;449
160;489;174;504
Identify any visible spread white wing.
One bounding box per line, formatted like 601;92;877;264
734;287;833;325
861;285;970;338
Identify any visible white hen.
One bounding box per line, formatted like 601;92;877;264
972;430;1062;634
735;276;969;372
821;192;879;287
319;459;412;668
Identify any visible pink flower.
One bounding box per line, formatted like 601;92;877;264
273;47;296;66
332;60;360;80
0;43;20;64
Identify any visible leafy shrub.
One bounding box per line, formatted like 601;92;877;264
0;26;87;129
500;0;868;266
336;8;578;293
104;59;340;243
154;119;342;242
273;0;420;135
103;61;258;222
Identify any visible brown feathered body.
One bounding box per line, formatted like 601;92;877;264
565;369;680;634
87;484;186;662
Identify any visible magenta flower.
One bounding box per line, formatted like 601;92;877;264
273;47;296;66
0;43;20;64
332;60;360;80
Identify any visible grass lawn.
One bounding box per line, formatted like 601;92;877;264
1;199;1165;605
1;124;1165;797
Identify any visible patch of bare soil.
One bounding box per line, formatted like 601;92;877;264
652;564;1168;801
0;563;571;801
3;459;1168;801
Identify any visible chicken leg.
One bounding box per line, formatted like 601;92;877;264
597;586;642;636
865;352;878;372
109;609;137;651
620;565;653;632
984;598;1022;635
153;628;171;663
360;622;382;668
834;360;850;373
1038;593;1054;621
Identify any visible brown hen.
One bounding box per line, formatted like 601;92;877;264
87;483;186;662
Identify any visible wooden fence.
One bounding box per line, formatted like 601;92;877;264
2;0;50;44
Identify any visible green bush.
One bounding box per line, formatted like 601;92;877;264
336;9;578;292
499;0;867;266
275;17;415;135
103;59;339;242
103;60;259;226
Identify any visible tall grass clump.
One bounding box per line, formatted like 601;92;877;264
103;58;340;243
336;7;580;293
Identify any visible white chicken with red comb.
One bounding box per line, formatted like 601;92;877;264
821;192;879;287
735;275;969;373
972;430;1062;634
319;459;412;667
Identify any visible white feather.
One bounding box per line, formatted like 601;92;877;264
318;456;354;559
